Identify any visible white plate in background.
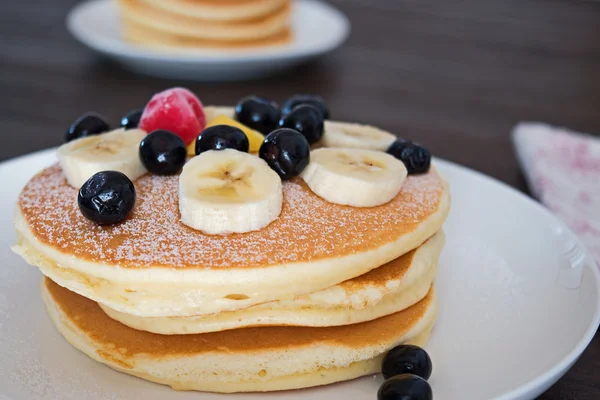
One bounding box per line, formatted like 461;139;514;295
66;0;350;81
0;150;599;399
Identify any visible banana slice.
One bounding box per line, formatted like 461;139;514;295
321;120;397;151
57;129;148;188
301;148;407;207
179;149;282;234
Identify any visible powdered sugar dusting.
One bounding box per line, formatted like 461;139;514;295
19;165;444;269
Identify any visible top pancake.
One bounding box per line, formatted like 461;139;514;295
15;112;449;316
18;165;447;270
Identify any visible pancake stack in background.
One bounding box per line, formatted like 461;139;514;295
12;89;451;393
116;0;293;50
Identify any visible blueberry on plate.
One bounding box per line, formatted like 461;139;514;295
278;105;324;145
195;125;249;155
139;130;187;175
282;94;330;119
65;112;110;143
386;140;431;175
259;128;310;180
120;109;143;130
382;344;432;380
78;171;136;225
234;96;280;135
378;374;433;400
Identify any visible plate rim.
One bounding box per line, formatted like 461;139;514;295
1;149;599;400
65;0;351;64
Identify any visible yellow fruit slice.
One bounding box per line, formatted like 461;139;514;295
186;115;266;156
187;140;196;156
209;115;266;153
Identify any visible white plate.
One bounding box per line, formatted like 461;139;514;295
66;0;350;81
1;150;599;400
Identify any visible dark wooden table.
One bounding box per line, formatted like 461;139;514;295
1;0;599;398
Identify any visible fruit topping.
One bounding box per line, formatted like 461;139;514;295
65;112;110;143
301;148;407;207
382;344;433;380
234;96;280;135
386;140;431;175
78;171;136;225
322;121;396;151
279;105;324;145
139;130;187;175
282;94;330;119
207;115;264;153
195;125;249;155
57;129;148;189
179;149;283;234
259;128;310;180
120;109;143;130
378;374;433;400
139;88;206;145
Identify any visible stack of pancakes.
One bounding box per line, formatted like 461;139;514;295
12;110;450;393
116;0;293;51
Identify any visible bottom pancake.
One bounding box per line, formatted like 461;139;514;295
42;278;437;393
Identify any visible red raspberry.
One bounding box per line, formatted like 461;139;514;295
139;88;206;145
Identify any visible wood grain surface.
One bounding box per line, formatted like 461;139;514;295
0;0;599;398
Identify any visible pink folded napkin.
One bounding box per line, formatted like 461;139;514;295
512;122;600;266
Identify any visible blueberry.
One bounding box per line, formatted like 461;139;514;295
195;125;249;155
235;96;280;135
120;109;143;130
66;112;110;142
139;130;187;175
382;345;432;380
282;94;329;120
78;171;136;225
278;105;324;145
386;140;431;174
378;374;433;400
259;128;310;180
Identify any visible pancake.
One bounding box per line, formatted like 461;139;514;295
100;231;444;334
123;18;292;52
14;158;449;317
117;0;291;41
42;278;437;393
136;0;289;21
